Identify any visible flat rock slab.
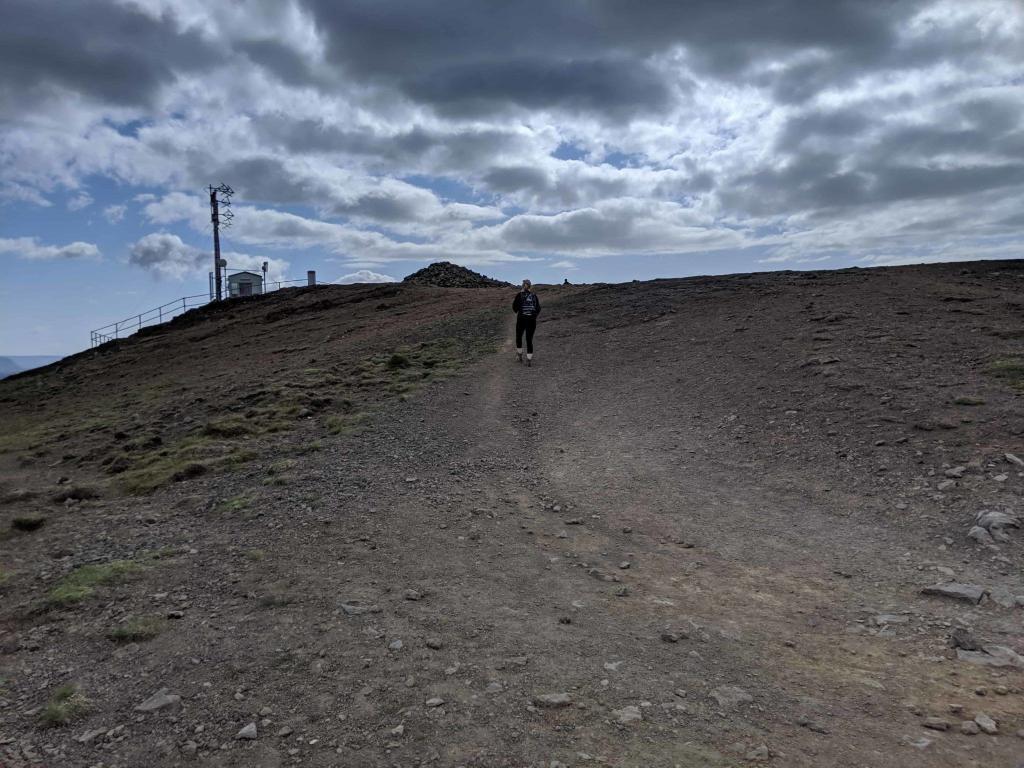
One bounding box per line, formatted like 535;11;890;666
340;602;382;616
612;705;643;724
533;693;572;708
920;583;986;603
711;685;753;708
134;688;181;712
957;645;1024;669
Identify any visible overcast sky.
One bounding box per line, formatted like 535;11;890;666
1;0;1022;354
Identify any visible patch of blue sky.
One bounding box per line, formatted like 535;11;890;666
402;173;483;204
551;142;588;161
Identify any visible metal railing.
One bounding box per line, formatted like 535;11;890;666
89;279;314;347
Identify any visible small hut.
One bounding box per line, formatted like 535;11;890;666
228;271;263;297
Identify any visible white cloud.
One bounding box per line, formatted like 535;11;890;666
335;269;398;284
2;0;1021;277
104;204;127;223
67;193;93;211
0;236;101;260
128;231;289;282
550;260;578;270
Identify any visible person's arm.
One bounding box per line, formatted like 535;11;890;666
534;294;541;318
512;293;521;313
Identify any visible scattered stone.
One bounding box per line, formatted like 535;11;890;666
403;589;423;601
1005;452;1024;467
533;693;572;708
921;583;986;604
390;724;404;737
618;561;631;570
922;717;949;731
277;726;293;737
974;509;1019;542
873;614;909;626
948;628;982;651
745;744;770;762
956;644;1024;669
993;474;1009;482
389;639;403;651
76;728;106;744
236;722;258;740
340;602;381;616
960;721;980;735
402;261;510;288
988;586;1019;609
974;713;998;734
134;688;181;712
425;637;443;650
613;586;630;597
944;466;966;478
711;685;753;709
661;631;682;643
967;526;995;545
612;705;642;725
425;697;445;708
181;740;198;755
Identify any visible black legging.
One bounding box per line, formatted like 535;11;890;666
516;316;537;353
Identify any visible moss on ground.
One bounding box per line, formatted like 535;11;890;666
12;514;46;531
987;358;1024;389
40;685;90;727
48;560;140;605
108;616;164;642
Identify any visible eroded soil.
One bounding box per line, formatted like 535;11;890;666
1;261;1023;767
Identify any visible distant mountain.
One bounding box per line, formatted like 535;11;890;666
0;355;64;379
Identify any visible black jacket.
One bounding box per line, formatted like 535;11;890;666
512;290;541;319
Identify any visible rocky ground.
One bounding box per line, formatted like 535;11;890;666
1;260;1023;767
403;262;511;289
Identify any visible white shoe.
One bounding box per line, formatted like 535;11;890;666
516;352;523;363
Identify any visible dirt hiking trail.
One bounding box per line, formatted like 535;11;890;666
1;261;1023;767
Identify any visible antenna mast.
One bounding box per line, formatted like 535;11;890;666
209;183;234;300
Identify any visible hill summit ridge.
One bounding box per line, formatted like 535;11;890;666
403;261;511;288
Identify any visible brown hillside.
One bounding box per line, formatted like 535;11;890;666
1;260;1023;767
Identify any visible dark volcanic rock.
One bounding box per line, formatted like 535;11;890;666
403;261;510;288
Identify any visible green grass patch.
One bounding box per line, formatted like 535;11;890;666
118;435;258;495
0;566;9;587
218;494;252;513
987;358;1024;389
12;515;46;532
268;458;297;475
48;560;140;606
40;684;90;727
202;417;255;438
51;485;101;503
953;395;986;406
326;412;369;435
108;616;164;642
245;548;266;562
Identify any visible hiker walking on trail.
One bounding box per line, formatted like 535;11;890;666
513;279;541;366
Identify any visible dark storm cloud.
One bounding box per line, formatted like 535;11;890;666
482;166;551;194
302;0;928;113
255;118;536;173
776;109;873;152
402;58;672;116
194;155;442;224
237;39;321;87
0;0;223;116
